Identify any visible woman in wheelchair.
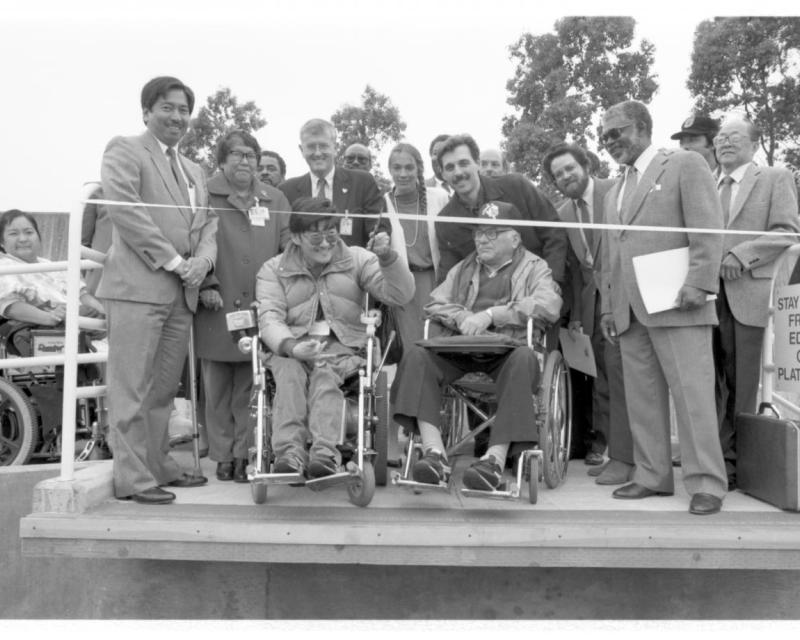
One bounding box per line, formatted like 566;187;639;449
391;201;562;490
255;198;414;479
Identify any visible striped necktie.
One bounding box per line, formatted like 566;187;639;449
166;147;191;206
719;175;734;227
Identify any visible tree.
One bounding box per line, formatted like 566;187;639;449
331;85;407;164
181;87;267;174
502;17;658;195
688;17;800;167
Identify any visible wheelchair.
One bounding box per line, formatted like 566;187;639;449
392;318;572;504
0;321;108;466
225;302;391;507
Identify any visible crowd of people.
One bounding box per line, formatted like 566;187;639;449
4;74;798;516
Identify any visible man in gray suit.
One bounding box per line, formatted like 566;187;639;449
543;143;634;484
712;117;799;489
99;76;218;504
599;100;727;515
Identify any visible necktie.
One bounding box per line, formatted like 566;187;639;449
166;147;191;206
619;166;638;219
576;198;593;251
316;178;327;199
719;175;734;227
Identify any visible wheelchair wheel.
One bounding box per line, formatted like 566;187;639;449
527;455;539;505
438;386;463;450
373;371;389;486
0;378;39;466
540;350;572;489
251;481;267;505
347;461;376;507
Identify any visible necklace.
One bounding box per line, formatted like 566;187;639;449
392;189;420;247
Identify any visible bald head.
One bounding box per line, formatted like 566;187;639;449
479;148;507;177
343;143;372;171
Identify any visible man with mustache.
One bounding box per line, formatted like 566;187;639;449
599;100;727;515
434;134;567;288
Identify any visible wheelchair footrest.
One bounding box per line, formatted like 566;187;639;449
305;470;356;492
461;484;522;501
247;471;305;486
392;473;451;493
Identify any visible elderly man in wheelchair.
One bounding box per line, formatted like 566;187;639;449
255;197;414;482
391;201;563;494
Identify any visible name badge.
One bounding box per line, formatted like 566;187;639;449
249;206;269;227
339;212;353;236
309;320;330;336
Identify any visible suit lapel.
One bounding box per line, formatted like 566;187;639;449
623;154;667;225
142;133;191;226
729;164;758;226
332;170;351;211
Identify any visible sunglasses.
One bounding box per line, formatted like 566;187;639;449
600;122;635;144
344;154;370;164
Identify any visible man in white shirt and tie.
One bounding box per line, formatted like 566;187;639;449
711;117;799;490
543;143;633;484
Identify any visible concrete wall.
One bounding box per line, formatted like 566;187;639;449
3;465;800;619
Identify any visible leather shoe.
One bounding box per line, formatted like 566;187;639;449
596;460;634;485
165;473;208;488
584;451;605;466
233;458;248;483
689;492;722;515
121;486;175;504
612;482;673;499
216;462;234;481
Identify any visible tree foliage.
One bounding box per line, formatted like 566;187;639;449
502;17;658;192
688;17;800;166
331;85;407;162
181;87;267;174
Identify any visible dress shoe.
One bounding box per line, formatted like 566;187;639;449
216;461;234;481
587;460;608;477
584;451;605;466
671;454;681;467
233;458;249;483
612;482;673;499
689;492;722;515
307;456;338;479
596;460;635;485
165;473;208;488
120;486;175;504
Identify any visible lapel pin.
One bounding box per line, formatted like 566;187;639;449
342;187;348;194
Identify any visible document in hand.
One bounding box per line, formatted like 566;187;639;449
558;328;596;377
632;246;716;314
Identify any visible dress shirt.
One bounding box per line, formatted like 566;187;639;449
717;162;751;220
313;167;336;201
616;144;658;212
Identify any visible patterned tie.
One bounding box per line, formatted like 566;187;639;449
166;147;191;206
619;166;638;220
576;198;593;251
316;177;327;199
719;175;734;227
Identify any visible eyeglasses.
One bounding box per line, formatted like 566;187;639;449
600;122;635;144
344;154;370;165
713;133;747;147
229;150;258;163
303;228;339;244
473;227;513;241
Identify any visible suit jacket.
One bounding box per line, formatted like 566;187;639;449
81;182;113;295
559;177;614;334
98;131;217;312
279;167;386;247
722;164;799;327
435;173;568;284
601;149;723;334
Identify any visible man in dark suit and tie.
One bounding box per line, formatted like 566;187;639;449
279;119;384;247
599;100;727;515
543;143;634;483
712;117;799;489
99;76;218;504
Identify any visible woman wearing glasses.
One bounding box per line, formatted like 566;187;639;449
383;142;449;349
195;129;291;483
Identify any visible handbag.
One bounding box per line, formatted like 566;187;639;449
376;302;403;365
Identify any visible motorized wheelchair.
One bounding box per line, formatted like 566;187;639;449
392;317;572;504
0;320;108;466
225;300;391;507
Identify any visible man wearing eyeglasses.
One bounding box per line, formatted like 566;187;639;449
279;119;386;248
598;100;728;515
391;201;562;490
712;118;799;490
342;143;372;172
256;197;414;478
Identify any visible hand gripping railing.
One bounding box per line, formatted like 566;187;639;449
0;183;107;480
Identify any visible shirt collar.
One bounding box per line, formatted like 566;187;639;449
578;178;594;206
631;144;658;176
719;162;751;185
314;167;336;187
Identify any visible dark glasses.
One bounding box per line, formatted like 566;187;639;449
600;122;635;144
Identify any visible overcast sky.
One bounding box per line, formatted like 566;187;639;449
0;0;794;212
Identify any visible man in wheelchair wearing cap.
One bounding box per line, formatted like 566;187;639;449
391;201;562;490
256;197;414;479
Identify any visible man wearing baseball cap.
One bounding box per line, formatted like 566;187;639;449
670;115;720;173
